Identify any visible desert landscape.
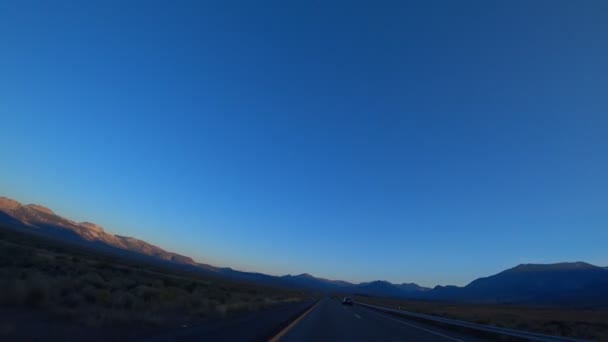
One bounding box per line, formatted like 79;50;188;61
0;226;310;340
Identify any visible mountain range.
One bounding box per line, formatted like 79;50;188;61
1;196;607;306
423;262;608;305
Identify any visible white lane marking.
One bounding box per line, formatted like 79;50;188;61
354;314;362;319
359;307;465;342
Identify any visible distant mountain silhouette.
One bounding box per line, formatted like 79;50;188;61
397;282;431;293
345;280;430;298
281;273;354;290
0;197;197;266
2;195;607;305
0;196;358;290
418;262;608;305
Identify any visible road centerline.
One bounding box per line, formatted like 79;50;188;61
269;300;321;342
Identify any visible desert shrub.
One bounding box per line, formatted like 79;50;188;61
96;288;112;306
112;291;139;310
215;304;227;317
159;286;188;301
136;312;164;326
52;307;79;320
162;277;180;287
187;295;210;311
82;285;98;303
80;272;105;288
185;281;198;293
210;292;230;304
57;277;78;296
107;277;125;291
118;266;133;275
82;309;104;328
25;286;47;307
230;293;249;303
547;320;572;336
122;278;138;291
0;228;309;332
99;308;131;325
62;293;84;308
54;254;67;262
134;285;160;302
21;272;54;308
94;261;112;271
0;279;26;305
147;279;163;288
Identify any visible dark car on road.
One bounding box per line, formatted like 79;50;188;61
342;297;353;306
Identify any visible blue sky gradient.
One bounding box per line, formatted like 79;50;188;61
1;1;607;286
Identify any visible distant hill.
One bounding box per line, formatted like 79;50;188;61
0;196;356;290
419;262;608;305
346;280;430;298
0;196;396;292
397;282;431;293
2;195;607;305
0;197;198;266
281;273;354;290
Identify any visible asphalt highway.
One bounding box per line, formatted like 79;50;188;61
141;297;493;341
279;298;491;342
141;300;315;342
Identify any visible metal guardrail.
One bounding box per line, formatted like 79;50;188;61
355;302;591;342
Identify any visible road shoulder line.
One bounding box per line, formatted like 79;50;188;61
268;299;321;341
359;305;464;342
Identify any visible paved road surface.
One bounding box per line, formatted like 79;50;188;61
280;298;491;342
141;300;315;342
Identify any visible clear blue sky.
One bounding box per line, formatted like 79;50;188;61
1;1;607;287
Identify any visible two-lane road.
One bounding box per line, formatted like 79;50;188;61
279;298;491;342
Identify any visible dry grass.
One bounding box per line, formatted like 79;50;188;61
354;295;608;341
0;227;307;330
